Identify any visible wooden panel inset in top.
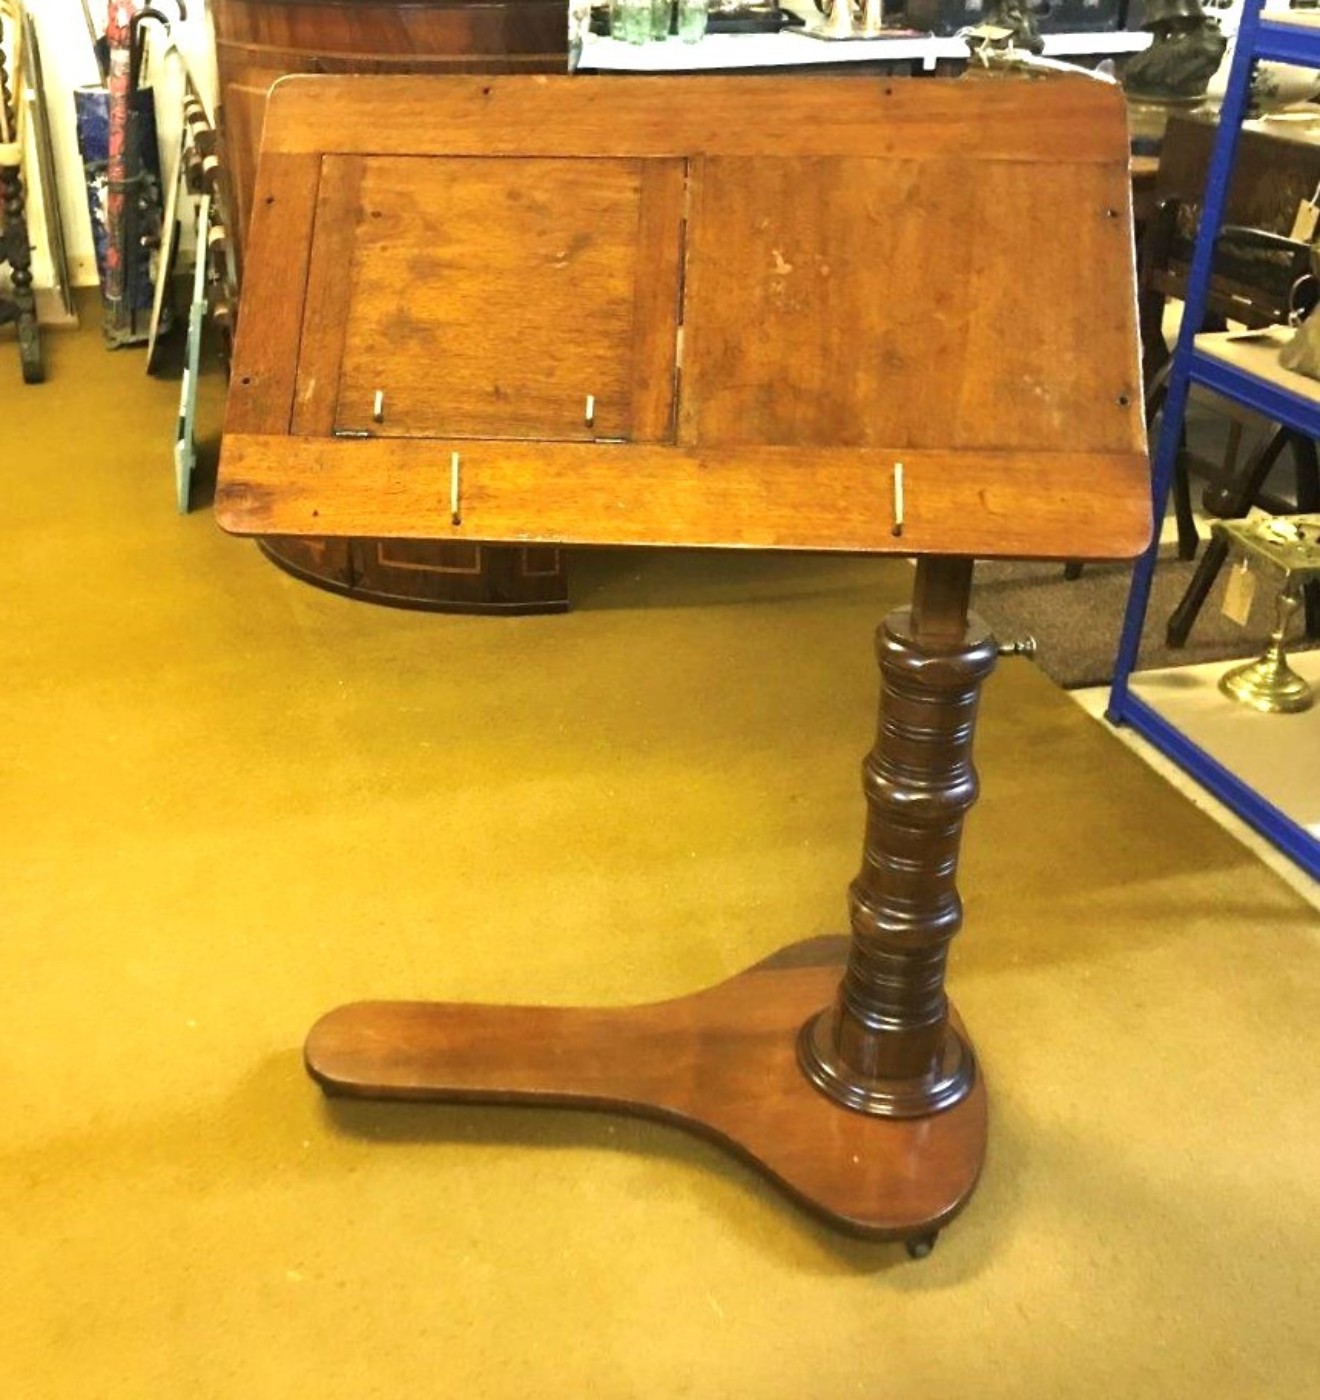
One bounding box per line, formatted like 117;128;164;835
224;151;322;436
292;154;364;437
681;156;1142;454
328;155;683;443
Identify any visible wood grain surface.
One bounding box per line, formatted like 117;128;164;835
305;937;988;1240
224;153;321;436
256;73;1135;164
220;74;1150;561
329;157;677;442
291;155;363;437
217;437;1151;559
682;155;1141;453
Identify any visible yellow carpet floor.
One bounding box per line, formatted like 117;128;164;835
3;318;1319;1399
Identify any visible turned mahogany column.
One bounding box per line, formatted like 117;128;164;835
800;558;995;1118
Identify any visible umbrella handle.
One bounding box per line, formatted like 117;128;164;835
128;7;174;91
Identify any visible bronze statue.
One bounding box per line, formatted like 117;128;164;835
1123;0;1227;103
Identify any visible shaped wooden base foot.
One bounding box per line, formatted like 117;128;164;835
306;936;986;1241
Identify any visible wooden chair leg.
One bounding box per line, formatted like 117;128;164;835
1142;363;1197;562
1166;426;1292;648
1223;419;1245;480
1173;438;1198;561
1157;370;1193;562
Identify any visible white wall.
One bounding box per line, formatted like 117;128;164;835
10;0;218;291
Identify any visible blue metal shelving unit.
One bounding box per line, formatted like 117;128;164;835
1107;0;1320;880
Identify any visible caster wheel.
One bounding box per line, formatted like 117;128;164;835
905;1233;938;1260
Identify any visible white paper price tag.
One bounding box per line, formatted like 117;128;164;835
1221;559;1257;627
1290;199;1320;244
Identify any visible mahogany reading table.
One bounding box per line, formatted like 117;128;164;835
217;73;1150;1250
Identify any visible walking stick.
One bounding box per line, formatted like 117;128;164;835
101;0;138;344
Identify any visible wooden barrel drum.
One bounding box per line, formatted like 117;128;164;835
212;0;570;612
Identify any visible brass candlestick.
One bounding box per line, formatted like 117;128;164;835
1213;515;1320;715
1219;585;1312;713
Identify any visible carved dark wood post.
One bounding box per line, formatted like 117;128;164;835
800;558;996;1118
0;26;42;383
